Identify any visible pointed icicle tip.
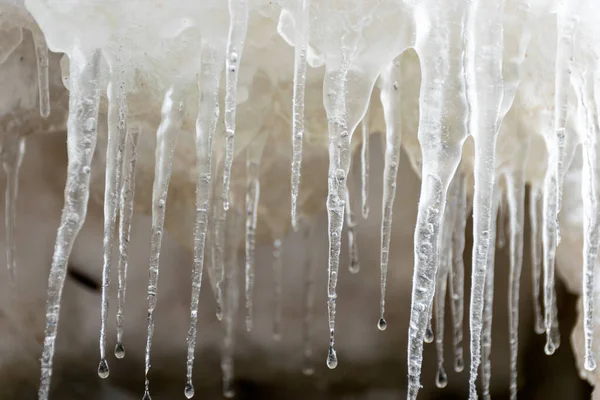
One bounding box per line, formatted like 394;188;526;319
377;317;387;331
97;358;109;379
114;343;125;359
327;346;338;369
184;383;195;399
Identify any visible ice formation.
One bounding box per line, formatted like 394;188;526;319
0;0;599;398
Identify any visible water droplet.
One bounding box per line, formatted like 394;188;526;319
184;383;195;399
114;343;125;359
425;326;434;343
435;367;448;388
97;358;109;379
544;340;556;355
454;354;464;372
326;346;338;369
585;356;597;371
223;389;235;398
142;390;151;400
377;317;387;331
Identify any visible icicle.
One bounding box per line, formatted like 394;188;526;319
302;223;315;376
99;57;129;379
463;0;504;397
290;0;309;231
449;172;467;372
2;133;25;283
222;210;241;399
480;190;498;400
345;178;360;274
496;194;506;249
361;107;370;219
529;186;544;335
244;131;268;332
143;87;185;400
406;0;470;396
378;60;403;330
115;125;139;359
184;41;223;398
573;70;600;372
214;188;226;321
424;307;434;344
506;139;528;399
38;48;103;400
272;239;283;340
32;31;50;118
222;0;248;211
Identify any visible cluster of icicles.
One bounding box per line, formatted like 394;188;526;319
0;0;599;399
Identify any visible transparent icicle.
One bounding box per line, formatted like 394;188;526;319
529;186;544;335
115;125;140;359
302;223;315;376
506;139;528;399
222;0;248;211
214;186;227;321
574;70;600;372
99;59;129;379
38;48;102;400
378;60;403;330
272;239;283;341
345;177;360;274
361;107;370;219
245;131;268;332
32;31;50;118
2;133;25;283
184;41;223;399
406;0;469;396
463;0;504;397
481;189;499;400
222;211;241;399
425;307;434;344
143;87;185;400
290;0;309;231
449;172;467;372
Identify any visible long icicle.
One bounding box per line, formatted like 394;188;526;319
2;133;25;283
143;87;185;400
529;186;544;335
32;30;50;118
244;130;268;332
449;172;467;372
481;187;500;400
38;48;103;400
222;0;248;211
290;0;309;231
378;60;402;331
272;239;283;340
575;70;600;372
99;56;129;380
184;40;224;399
302;222;315;376
506;138;529;400
361;106;370;219
115;125;140;359
345;175;360;274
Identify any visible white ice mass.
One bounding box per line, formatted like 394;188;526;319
0;0;599;398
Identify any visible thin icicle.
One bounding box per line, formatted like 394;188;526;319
222;0;248;211
222;211;241;399
115;125;140;359
38;48;102;400
99;59;129;379
378;60;403;330
496;193;506;249
361;107;370;219
245;131;268;332
2;133;25;283
345;178;360;274
214;188;226;321
481;190;499;400
272;239;283;341
424;307;434;344
290;0;309;231
143;87;185;400
529;186;544;335
449;172;467;372
574;70;600;372
32;31;50;118
506;141;528;399
184;41;223;399
302;223;315;376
